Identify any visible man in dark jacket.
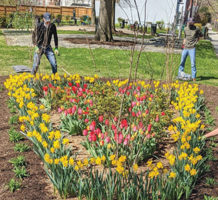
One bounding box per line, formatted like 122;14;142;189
32;12;59;75
178;18;202;81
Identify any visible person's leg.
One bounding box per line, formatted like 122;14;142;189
188;48;196;79
178;49;189;74
31;52;41;75
45;47;57;74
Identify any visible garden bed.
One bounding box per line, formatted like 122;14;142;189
64;38;137;47
0;74;218;199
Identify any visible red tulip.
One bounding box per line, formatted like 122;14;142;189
161;112;166;116
99;115;104;122
147;124;152;132
105;119;109;126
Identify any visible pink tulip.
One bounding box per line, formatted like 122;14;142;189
84;118;89;123
146;134;151;139
89;100;93;106
123;138;128;145
78;108;83;115
133;126;137;132
83;129;88;136
131;101;137;107
89;124;95;131
118;133;123;144
105;137;111;143
64;110;68;116
155;115;159;122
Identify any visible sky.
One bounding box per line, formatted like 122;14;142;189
95;0;185;24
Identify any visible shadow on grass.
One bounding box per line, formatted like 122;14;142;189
197;76;218;81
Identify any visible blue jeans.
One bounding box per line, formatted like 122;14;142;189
178;48;196;79
32;46;57;75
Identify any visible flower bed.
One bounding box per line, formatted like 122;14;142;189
4;73;208;199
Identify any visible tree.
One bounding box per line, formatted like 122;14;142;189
156;20;164;30
95;0;113;42
91;0;96;25
111;0;116;32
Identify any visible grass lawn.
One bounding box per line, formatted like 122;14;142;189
0;30;217;86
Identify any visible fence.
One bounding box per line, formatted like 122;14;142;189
0;5;92;18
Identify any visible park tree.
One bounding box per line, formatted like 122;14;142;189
111;0;116;32
91;0;96;25
95;0;113;41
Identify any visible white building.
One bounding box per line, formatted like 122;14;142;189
60;0;91;7
29;0;91;6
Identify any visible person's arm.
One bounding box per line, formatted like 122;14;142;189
197;28;203;41
53;24;58;49
204;128;218;138
32;25;37;46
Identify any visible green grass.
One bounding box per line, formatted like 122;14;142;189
0;32;217;86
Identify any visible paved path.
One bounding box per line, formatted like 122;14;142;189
209;29;218;56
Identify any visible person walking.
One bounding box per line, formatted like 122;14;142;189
32;12;59;75
178;18;203;81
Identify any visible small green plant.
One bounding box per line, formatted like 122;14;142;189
7;99;16;109
8;128;24;142
9;115;18;125
204;164;211;172
13;166;29;179
0;85;4;92
204;108;215;130
14;143;30;152
215;106;218;113
9;107;16;114
9;156;26;167
205;177;216;187
7;178;21;192
204;195;218;200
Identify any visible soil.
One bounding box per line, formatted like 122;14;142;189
0;76;217;200
64;38;136;47
0;76;56;200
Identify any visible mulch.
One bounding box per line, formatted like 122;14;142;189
0;76;56;200
0;75;217;200
64;38;136;46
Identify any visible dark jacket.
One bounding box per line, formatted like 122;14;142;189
32;22;58;49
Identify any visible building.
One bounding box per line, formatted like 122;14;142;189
35;0;91;6
60;0;91;7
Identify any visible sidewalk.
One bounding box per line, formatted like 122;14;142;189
208;29;218;56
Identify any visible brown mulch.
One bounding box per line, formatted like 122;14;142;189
189;84;218;200
64;38;136;46
0;76;217;200
0;76;56;200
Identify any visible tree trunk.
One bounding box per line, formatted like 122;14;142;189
91;0;96;26
95;0;113;42
111;0;116;32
